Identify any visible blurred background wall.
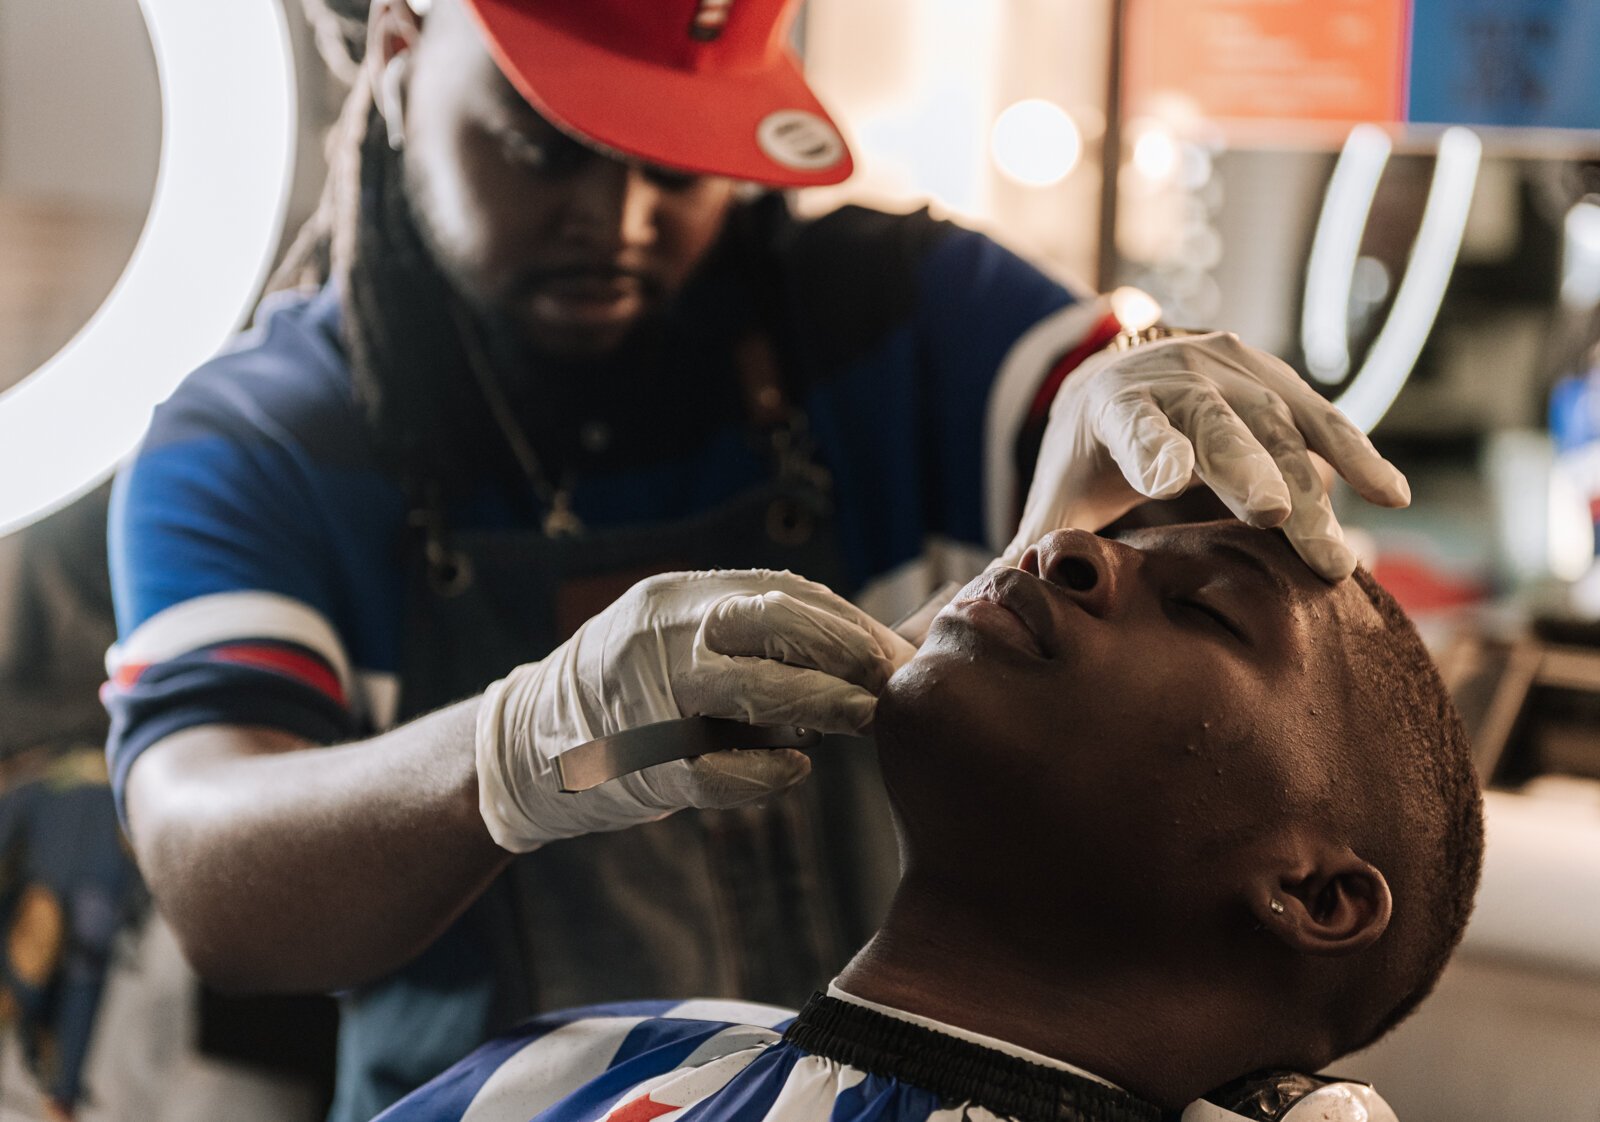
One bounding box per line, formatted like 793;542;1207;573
0;0;157;390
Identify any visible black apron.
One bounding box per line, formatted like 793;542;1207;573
329;384;901;1122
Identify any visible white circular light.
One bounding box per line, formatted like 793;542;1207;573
1109;286;1162;332
1131;125;1179;184
990;99;1082;188
0;0;297;536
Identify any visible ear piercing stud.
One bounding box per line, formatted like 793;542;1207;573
1269;899;1286;915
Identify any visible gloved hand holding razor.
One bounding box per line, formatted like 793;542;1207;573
475;570;916;853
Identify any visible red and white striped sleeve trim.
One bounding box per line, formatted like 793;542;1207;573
982;299;1124;553
106;590;353;709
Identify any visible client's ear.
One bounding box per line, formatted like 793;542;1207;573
1251;845;1392;956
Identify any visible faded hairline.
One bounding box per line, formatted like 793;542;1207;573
1331;567;1484;1055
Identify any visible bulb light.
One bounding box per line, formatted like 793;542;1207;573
1131;124;1179;184
1110;286;1162;332
990;99;1083;188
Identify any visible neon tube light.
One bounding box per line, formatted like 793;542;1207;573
1335;128;1482;433
1302;125;1392;386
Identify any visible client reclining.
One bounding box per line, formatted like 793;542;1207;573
379;521;1483;1122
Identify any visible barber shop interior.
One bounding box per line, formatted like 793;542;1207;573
3;0;1600;1119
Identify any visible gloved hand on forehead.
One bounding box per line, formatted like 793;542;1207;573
1002;330;1410;580
476;570;917;853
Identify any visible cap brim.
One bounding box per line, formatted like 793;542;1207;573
463;0;854;188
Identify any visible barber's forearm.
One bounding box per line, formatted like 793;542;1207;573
124;699;512;994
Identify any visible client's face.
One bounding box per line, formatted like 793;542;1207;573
876;521;1384;926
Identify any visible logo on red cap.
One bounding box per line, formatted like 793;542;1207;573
689;0;734;42
756;110;846;172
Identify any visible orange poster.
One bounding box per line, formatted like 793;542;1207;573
1124;0;1409;137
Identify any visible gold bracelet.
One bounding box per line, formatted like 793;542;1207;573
1106;325;1208;353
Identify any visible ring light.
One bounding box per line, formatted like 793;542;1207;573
0;0;297;536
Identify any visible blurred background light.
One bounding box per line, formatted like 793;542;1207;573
1549;463;1597;584
1560;199;1600;310
1130;120;1180;186
1489;429;1596;586
1109;286;1162;332
990;98;1082;187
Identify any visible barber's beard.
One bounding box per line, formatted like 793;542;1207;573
400;163;664;372
346;126;533;498
368;152;757;491
390;160;700;482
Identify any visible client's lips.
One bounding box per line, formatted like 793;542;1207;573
952;568;1056;658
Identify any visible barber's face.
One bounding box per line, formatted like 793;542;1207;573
877;522;1382;922
397;3;738;358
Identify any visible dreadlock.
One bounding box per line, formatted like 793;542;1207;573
266;0;370;295
269;52;517;498
302;0;371;78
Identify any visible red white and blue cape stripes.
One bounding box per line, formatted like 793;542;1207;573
374;989;1143;1122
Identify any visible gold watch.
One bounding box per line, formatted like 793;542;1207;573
1106;324;1209;354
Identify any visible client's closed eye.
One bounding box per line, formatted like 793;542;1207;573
1171;596;1245;642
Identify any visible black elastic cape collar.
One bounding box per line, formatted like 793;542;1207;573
782;994;1166;1122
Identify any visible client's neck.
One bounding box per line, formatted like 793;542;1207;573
834;880;1258;1111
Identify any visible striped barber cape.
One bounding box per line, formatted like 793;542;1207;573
374;988;1164;1122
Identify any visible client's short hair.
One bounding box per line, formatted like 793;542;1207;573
1331;568;1483;1055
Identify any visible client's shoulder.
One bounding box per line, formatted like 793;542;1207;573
375;1000;798;1122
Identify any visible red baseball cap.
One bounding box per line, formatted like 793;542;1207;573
458;0;855;187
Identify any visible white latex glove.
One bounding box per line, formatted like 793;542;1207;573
475;570;917;853
1004;330;1411;579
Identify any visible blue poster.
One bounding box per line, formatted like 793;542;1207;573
1409;0;1600;130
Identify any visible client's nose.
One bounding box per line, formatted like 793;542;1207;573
1022;529;1124;618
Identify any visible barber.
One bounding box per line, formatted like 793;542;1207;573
106;0;1410;1118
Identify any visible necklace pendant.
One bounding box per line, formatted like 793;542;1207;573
543;495;584;539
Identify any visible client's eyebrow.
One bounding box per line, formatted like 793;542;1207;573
1211;539;1293;599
